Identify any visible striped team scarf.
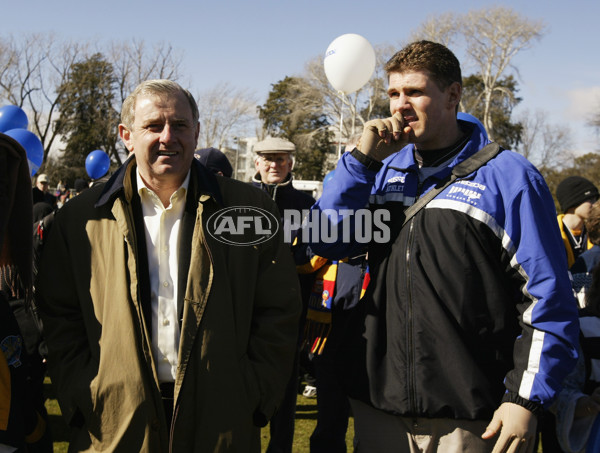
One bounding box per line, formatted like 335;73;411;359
301;261;371;355
302;261;338;355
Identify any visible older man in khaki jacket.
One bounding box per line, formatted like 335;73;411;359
37;80;301;452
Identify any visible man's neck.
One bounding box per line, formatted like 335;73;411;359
417;123;471;167
416;120;465;152
138;172;188;208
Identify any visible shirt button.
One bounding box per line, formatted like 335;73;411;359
151;419;160;431
163;318;170;326
163;246;168;252
163;281;169;287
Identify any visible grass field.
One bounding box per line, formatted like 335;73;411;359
45;379;546;452
44;378;355;453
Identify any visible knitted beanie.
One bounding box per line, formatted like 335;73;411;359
556;176;599;213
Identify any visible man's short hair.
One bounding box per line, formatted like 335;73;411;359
384;40;462;91
586;201;600;245
121;79;199;130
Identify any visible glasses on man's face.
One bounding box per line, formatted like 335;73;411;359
259;155;288;165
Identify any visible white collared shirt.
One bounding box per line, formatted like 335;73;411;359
136;169;190;383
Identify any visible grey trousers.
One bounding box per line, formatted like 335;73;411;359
350;398;494;453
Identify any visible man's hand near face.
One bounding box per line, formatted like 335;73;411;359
356;112;411;162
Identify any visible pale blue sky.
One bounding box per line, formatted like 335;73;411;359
3;0;599;153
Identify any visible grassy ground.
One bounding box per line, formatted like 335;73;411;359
44;378;355;453
43;379;69;453
46;378;546;452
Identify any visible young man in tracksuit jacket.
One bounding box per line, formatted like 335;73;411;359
304;40;579;452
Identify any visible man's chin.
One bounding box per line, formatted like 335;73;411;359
266;177;284;184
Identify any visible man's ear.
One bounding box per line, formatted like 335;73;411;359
447;82;462;110
119;124;133;152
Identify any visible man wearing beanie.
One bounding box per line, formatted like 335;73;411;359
556;176;600;267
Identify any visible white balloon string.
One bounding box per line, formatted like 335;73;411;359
338;91;345;160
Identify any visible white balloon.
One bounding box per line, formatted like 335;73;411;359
324;33;376;94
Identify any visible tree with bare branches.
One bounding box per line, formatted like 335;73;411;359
303;43;393;157
588;98;600;144
517;108;573;170
0;33;185;171
408;7;545;144
108;39;183;106
0;33;87;170
195;82;258;150
408;12;459;48
460;7;546;140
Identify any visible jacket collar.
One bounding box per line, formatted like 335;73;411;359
95;155;224;208
252;172;295;200
385;120;491;173
252;172;293;188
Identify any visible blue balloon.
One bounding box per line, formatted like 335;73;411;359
4;128;44;176
85;150;110;179
0;105;29;133
323;170;336;188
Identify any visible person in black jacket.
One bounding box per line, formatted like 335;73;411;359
1;133;47;451
252;136;315;453
252;137;315;219
305;40;579;453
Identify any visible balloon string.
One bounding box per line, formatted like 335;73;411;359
338;91;345;160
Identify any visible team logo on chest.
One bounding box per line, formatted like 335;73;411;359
446;180;486;205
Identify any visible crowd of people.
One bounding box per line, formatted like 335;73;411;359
0;39;598;453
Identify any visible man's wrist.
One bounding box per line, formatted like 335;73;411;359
501;392;543;416
350;148;383;172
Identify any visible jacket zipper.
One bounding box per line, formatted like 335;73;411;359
405;217;417;414
406;178;423;415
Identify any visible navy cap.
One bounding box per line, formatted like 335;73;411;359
194;147;233;178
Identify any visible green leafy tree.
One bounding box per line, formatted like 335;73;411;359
461;74;523;149
258;76;333;180
54;53;118;185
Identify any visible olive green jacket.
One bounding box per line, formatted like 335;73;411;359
37;158;301;452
